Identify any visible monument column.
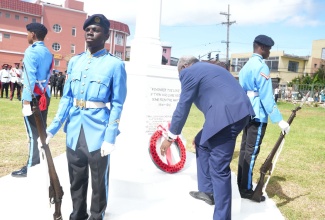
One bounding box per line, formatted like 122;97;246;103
130;0;163;65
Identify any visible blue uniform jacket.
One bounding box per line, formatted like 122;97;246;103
239;53;282;123
22;41;53;101
169;62;255;145
47;49;127;152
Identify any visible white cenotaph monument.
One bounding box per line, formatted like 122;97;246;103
0;0;284;219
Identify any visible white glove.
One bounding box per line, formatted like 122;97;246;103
37;132;53;151
278;120;290;135
101;141;115;157
22;104;32;116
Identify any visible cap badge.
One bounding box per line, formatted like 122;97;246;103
95;17;101;23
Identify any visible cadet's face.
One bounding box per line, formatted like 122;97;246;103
84;25;109;51
261;45;271;59
27;31;34;44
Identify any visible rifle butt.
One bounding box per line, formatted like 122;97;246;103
53;212;63;220
251;178;265;202
251;190;263;202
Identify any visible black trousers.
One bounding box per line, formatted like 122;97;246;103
56;85;63;97
24;94;50;167
10;82;21;100
275;94;279;102
1;82;9;98
237;120;267;191
50;83;56;96
67;127;110;220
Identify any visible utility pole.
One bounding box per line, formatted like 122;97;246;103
220;4;236;70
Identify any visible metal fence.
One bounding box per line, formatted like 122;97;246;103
279;83;325;102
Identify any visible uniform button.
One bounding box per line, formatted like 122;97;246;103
81;90;84;94
82;83;85;86
88;61;91;64
97;80;101;83
83;75;87;78
85;67;89;70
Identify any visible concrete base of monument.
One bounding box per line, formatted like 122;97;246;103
0;146;284;220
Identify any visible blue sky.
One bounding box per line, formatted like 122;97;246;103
24;0;325;59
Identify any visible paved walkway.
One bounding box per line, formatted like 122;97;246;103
0;142;284;220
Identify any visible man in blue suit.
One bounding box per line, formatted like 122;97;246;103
160;56;255;220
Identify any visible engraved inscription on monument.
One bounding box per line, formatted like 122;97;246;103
145;82;180;134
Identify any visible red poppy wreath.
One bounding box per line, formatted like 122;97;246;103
148;128;186;173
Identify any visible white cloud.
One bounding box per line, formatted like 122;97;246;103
34;0;324;27
287;16;322;26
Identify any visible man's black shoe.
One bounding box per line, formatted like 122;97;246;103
11;166;27;178
189;191;215;205
239;189;265;202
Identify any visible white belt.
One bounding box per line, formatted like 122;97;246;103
247;91;259;98
36;80;47;83
74;99;106;109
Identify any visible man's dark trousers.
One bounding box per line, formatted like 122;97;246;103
195;116;250;220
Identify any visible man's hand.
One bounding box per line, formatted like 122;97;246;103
22;104;32;116
160;139;173;156
278;120;290;134
101;141;115;157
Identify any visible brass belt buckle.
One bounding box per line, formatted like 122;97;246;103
77;100;85;109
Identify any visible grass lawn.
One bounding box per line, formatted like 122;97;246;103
0;97;324;219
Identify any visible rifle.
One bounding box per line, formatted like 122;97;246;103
24;63;64;219
251;92;310;202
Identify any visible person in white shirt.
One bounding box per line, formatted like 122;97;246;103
274;86;279;102
9;63;22;101
0;64;10;98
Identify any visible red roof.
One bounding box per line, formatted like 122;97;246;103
0;0;42;16
110;20;130;36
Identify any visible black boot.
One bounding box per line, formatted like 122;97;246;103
11;166;27;177
189;191;215;205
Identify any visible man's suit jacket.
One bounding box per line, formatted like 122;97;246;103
169;62;255;145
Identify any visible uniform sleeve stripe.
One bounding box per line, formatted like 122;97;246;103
260;72;270;79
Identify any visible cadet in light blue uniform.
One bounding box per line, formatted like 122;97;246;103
46;14;127;220
237;35;290;202
11;22;53;178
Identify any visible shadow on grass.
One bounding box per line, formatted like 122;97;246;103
266;176;310;207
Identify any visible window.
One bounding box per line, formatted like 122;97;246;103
24;17;28;22
5;13;10;18
265;56;279;71
115;51;122;59
71;44;75;54
0;33;2;42
115;33;123;46
288;61;299;72
54;60;60;67
0;12;2;17
163;48;167;53
232;57;249;72
32;18;36;23
314;64;317;68
52;43;61;51
322;48;325;59
15;15;19;20
72;27;76;36
4;34;10;39
53;24;62;33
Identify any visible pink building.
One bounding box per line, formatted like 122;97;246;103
0;0;130;72
126;41;172;65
